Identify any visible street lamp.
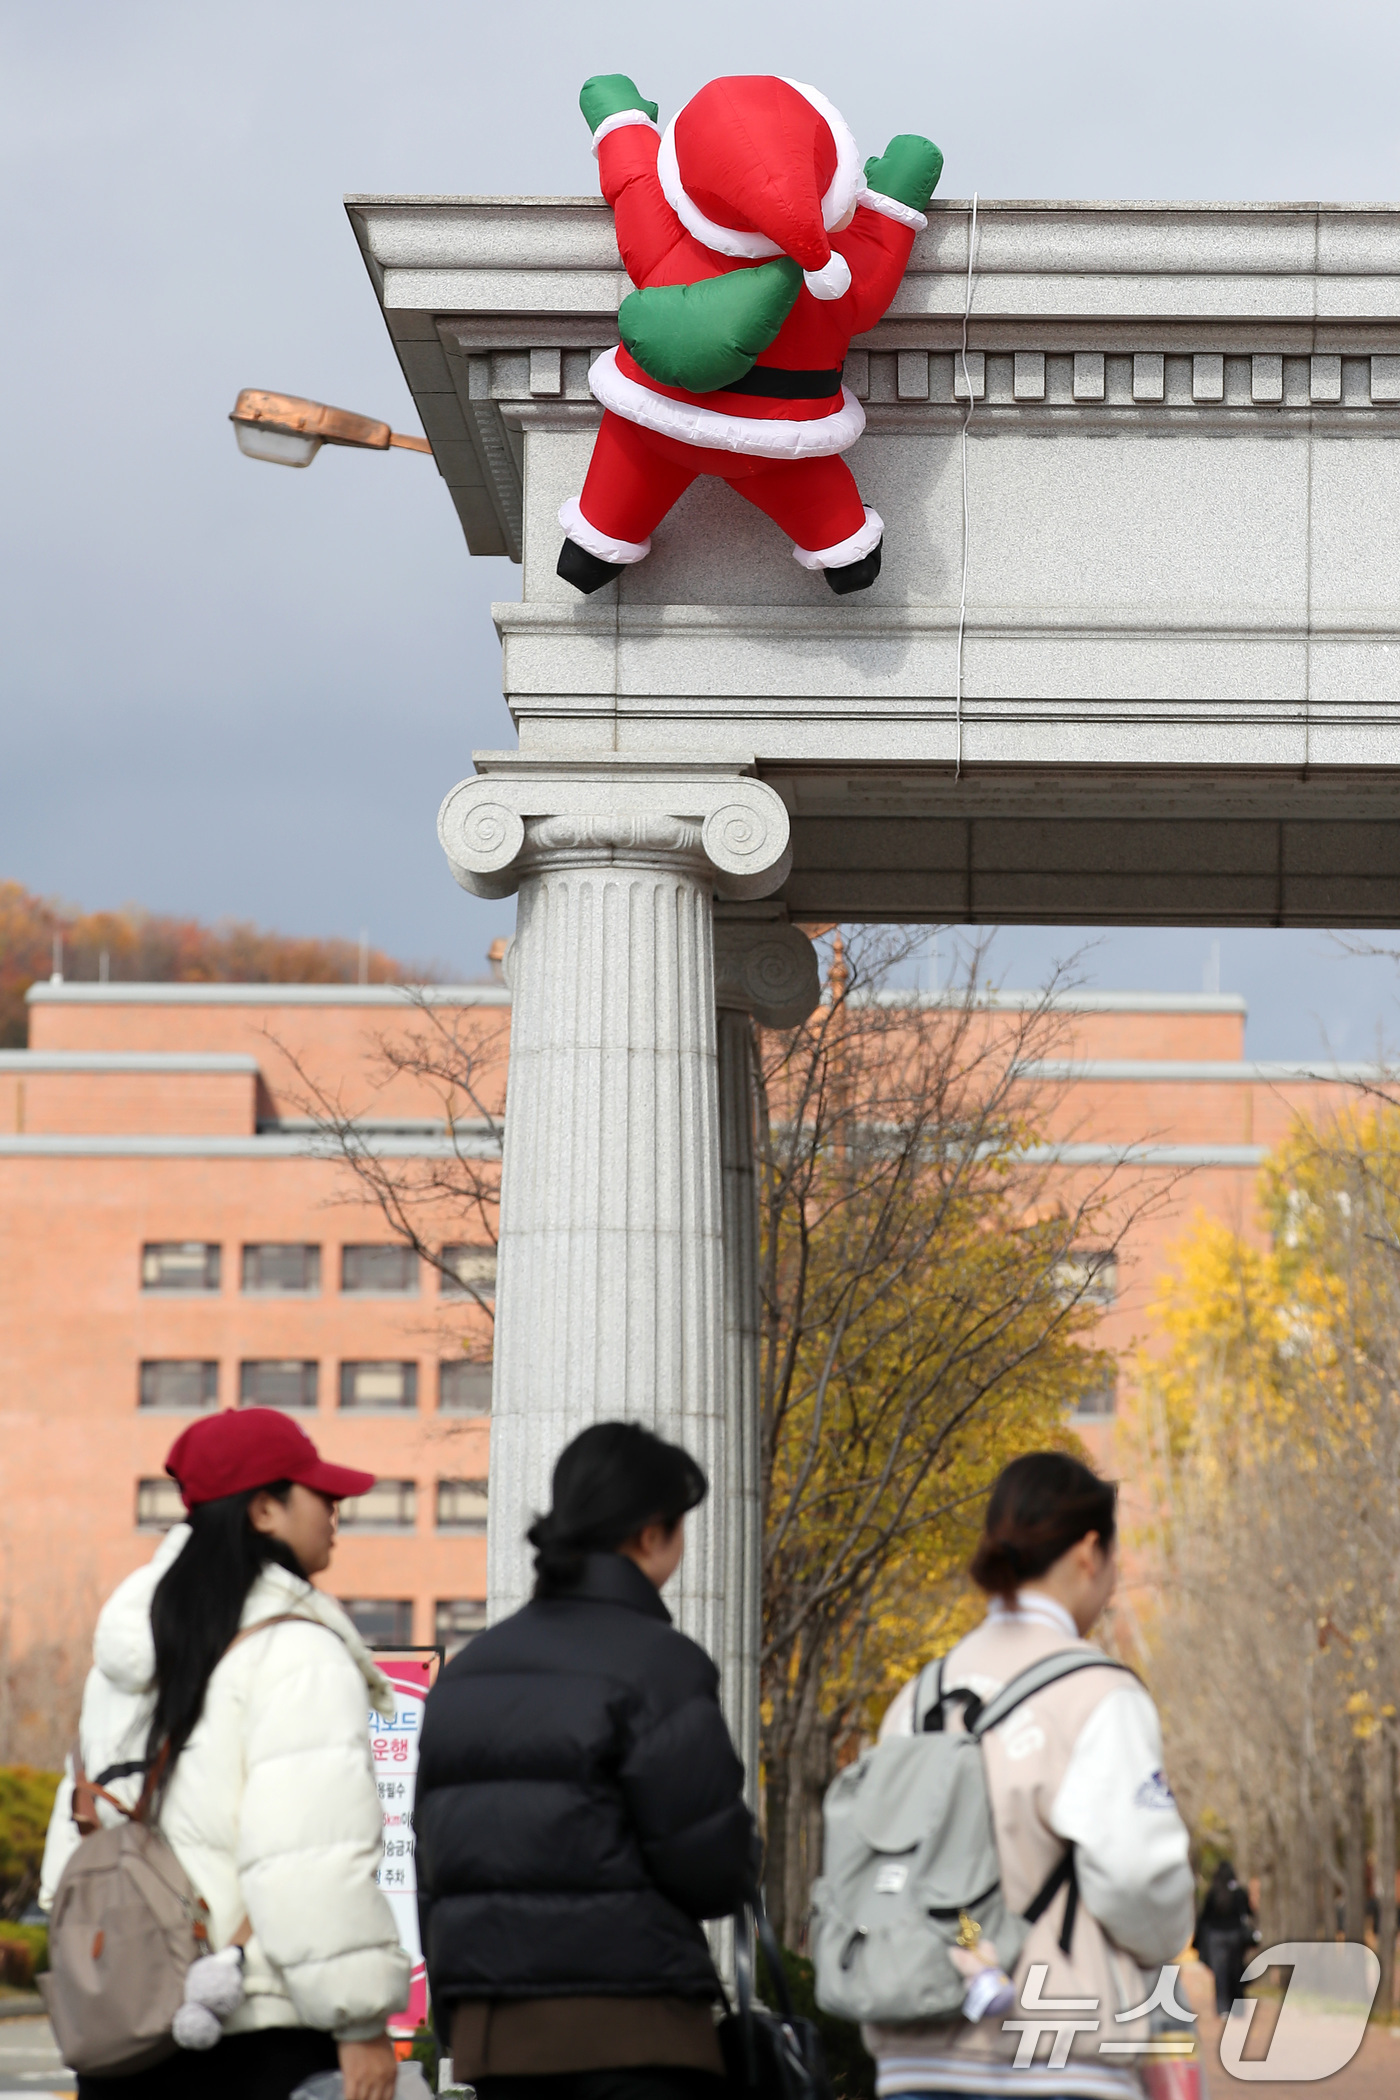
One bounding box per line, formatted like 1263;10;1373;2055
230;388;433;468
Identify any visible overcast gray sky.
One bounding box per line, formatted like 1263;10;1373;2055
6;0;1400;1054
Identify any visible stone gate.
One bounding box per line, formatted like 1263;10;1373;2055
350;192;1400;1760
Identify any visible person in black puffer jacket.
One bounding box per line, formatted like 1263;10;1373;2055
416;1421;759;2100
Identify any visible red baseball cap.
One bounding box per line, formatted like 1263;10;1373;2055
165;1409;376;1510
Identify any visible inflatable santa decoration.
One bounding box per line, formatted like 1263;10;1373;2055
558;73;942;596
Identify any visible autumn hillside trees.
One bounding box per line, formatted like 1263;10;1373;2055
0;880;418;1046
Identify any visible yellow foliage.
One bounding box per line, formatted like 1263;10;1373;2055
1129;1100;1400;1937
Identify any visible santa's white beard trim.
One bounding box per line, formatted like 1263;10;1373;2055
792;506;884;570
558;496;652;564
589;349;866;459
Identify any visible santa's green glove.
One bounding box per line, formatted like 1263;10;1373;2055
864;136;944;215
580;75;659;135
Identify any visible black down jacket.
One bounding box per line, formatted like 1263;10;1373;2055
415;1552;758;2005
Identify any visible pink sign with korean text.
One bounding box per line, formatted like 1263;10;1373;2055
370;1652;437;2036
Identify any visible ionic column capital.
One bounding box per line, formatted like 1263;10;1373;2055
713;905;820;1029
438;753;792;902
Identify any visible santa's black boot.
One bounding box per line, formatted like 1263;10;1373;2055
558;538;625;594
824;540;882;595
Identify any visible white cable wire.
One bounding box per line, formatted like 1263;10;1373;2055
955;192;980;781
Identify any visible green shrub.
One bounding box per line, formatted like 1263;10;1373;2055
0;1922;47;1987
0;1768;60;1923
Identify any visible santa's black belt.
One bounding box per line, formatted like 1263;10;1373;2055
722;366;844;400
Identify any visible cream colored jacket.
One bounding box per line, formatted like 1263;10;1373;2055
865;1595;1194;2099
41;1526;410;2043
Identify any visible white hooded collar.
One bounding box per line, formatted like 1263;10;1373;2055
90;1526;396;1717
92;1523;191;1694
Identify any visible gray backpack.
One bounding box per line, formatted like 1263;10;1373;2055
40;1749;208;2076
42;1612;321;2075
810;1650;1133;2025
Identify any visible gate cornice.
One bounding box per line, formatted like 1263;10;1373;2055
350;195;1400;926
350;194;1400;335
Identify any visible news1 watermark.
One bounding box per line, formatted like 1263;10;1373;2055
1001;1944;1382;2080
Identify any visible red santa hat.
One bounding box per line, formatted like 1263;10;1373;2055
657;76;860;301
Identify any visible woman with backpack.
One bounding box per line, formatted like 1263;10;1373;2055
40;1409;409;2100
857;1451;1194;2100
415;1420;760;2100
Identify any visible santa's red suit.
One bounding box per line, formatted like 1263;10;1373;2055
560;77;928;589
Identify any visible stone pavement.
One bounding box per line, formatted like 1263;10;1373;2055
0;2017;69;2097
1197;2005;1400;2100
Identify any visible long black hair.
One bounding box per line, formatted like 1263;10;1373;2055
969;1451;1117;1599
147;1481;304;1771
527;1422;707;1597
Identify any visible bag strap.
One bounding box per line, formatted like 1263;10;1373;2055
971;1650;1137;1738
70;1741;101;1837
918;1656;988;1734
92;1758;149;1787
1023;1847;1080;1957
913;1657;944;1731
730;1886;799;2072
923;1646;1134;1959
752;1890;797;2025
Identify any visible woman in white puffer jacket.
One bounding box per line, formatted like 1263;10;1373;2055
41;1408;408;2100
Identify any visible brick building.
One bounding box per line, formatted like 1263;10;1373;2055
0;975;1375;1681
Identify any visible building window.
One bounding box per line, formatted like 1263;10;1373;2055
439;1360;492;1414
340;1599;414;1646
1072;1365;1118;1419
1055;1249;1118;1306
436;1479;489;1534
141;1242;220;1292
240;1360;318;1411
339;1361;418;1411
440;1245;497;1300
341;1245;418;1295
242;1244;321;1294
339;1480;417;1532
138;1361;218;1411
136;1478;186;1531
436;1599;487;1658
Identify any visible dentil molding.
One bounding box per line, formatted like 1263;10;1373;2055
438;754;793;902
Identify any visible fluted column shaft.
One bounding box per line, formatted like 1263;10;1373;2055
438;756;799;1737
712;908;823;1795
716;1003;762;1790
489;819;725;1658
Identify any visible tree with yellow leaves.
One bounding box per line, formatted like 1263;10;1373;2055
756;931;1166;1942
1132;1107;1400;2016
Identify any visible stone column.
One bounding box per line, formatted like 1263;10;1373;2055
437;757;793;1684
712;909;821;1791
